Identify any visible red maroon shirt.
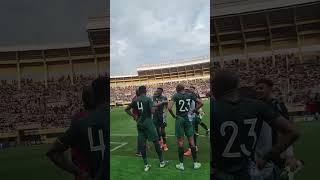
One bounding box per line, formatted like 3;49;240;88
71;111;89;180
132;96;139;117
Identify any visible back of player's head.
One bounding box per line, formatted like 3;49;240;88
135;88;140;96
256;78;273;87
213;69;239;98
82;86;96;110
238;86;257;99
190;86;196;90
138;86;147;94
157;87;163;92
91;76;109;105
176;84;185;92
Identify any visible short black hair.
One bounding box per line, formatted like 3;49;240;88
157;87;163;92
256;78;274;87
213;69;239;98
138;86;147;94
91;76;109;105
176;84;185;92
135;88;140;96
238;86;257;99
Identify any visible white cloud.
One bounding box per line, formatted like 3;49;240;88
111;0;209;76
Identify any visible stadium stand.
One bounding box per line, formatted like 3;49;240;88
211;0;320;113
0;16;109;145
110;56;210;105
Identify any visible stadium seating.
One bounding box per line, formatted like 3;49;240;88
0;75;98;132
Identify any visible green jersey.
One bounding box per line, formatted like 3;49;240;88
212;92;279;175
172;92;197;117
152;95;167;118
59;107;107;179
128;95;153;123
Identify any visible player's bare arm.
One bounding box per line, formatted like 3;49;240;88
46;140;90;180
125;105;137;121
258;116;299;169
167;100;176;118
154;100;168;107
193;98;203;113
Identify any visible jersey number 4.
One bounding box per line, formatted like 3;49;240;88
137;102;143;112
220;118;257;158
178;99;191;112
88;127;105;159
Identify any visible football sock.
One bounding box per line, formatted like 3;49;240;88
195;124;199;133
191;146;197;162
200;122;208;131
194;135;197;146
178;147;184;163
162;131;167;144
139;144;148;165
153;141;164;162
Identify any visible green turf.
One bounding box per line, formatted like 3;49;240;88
0;144;72;180
0;100;319;179
110;100;211;180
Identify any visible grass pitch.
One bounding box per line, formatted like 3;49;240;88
0;100;319;179
110;100;211;180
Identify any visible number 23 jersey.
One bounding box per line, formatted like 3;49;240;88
171;92;197;117
212;97;279;174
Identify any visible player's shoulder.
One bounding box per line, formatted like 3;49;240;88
71;111;88;122
240;97;265;106
161;95;167;99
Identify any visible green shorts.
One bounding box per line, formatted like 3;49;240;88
153;114;167;128
175;116;194;138
137;119;159;142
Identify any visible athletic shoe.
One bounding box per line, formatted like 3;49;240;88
206;129;210;136
184;148;191;156
196;146;198;152
144;164;151;172
160;160;169;168
195;132;200;136
162;144;168;151
135;152;142;157
194;162;201;169
175;163;184;171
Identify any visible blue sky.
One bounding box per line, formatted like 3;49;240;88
111;0;209;76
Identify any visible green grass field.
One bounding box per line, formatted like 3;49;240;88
0;100;319;179
110;100;211;180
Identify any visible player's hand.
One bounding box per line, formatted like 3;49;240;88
78;172;91;180
256;158;266;169
286;157;299;171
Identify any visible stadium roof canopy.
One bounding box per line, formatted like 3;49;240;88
136;56;210;71
87;16;109;30
0;42;90;52
212;0;320;17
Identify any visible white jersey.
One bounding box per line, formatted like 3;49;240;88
188;100;196;121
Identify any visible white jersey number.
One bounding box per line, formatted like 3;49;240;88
178;99;191;112
88;127;105;159
220;118;257;158
137;102;143;112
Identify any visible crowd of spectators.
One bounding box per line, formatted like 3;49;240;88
0;75;96;132
216;53;320;105
111;79;210;103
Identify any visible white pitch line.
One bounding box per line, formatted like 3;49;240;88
110;142;128;152
110;141;124;145
111;133;208;138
